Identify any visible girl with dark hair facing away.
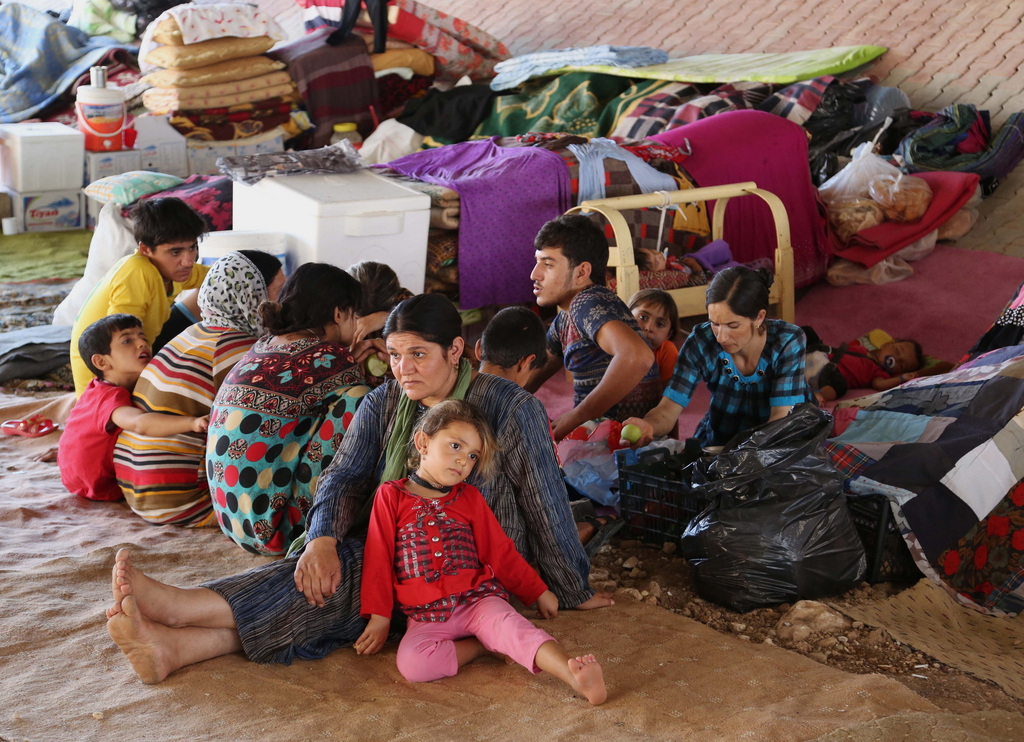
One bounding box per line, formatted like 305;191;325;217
206;263;369;555
623;266;813;448
355;400;607;704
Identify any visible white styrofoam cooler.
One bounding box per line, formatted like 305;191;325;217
232;171;430;293
0;122;85;192
200;230;291;274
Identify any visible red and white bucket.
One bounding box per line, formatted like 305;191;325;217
76;68;126;152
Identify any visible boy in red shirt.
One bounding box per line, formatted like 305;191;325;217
58;314;208;501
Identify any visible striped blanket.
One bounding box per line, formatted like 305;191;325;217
826;346;1024;616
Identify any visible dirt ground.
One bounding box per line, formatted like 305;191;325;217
594;537;1024;717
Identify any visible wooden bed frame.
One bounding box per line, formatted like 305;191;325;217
566;182;795;323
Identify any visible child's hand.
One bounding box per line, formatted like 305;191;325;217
536;590;559;619
354;614;390;655
192;415;210;433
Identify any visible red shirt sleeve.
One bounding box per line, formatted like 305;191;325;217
360;482;401;619
465;486;548;606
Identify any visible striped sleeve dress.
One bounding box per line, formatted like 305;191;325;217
113;323;256;527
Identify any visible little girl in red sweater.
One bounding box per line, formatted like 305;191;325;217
355;400;606;705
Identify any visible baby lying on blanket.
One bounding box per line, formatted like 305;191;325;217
803;327;953;403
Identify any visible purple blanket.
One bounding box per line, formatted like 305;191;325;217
383;138;571;308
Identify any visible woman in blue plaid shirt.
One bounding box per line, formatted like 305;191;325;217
624;267;813;448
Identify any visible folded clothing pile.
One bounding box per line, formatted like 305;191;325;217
139;3;306;141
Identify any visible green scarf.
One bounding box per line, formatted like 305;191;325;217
287;358;474;556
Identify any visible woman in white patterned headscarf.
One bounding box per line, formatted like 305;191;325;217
114;250;283;529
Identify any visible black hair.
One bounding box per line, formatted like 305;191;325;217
533;214;609;286
130;197;207;249
634;247;660;272
237;250;282;290
892;338;926;371
259;263;362;335
383;293;462;350
480;306;547;370
705;266;774;319
348;260;409;315
79;313;143;379
628;288;680;345
407;400;498;482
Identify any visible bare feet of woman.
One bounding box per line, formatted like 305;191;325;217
107;596;173;684
111;548;186;626
568;654;607;705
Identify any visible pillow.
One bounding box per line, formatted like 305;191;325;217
151;4;285;46
137;174;233;232
84;171;184;205
141;56;286;88
144;36;276;71
371;48;435;77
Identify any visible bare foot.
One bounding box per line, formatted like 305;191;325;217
106;600;124;620
107;596;173;684
568;654;607;705
112;548;186;626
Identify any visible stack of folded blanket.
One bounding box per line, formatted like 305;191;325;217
139;3;306;141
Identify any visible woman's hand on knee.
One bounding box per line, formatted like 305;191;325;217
293;536;342;607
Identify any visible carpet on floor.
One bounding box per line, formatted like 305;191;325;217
0;230;91;282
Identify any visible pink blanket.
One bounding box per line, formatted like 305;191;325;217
838;171;981;267
652;110;832;288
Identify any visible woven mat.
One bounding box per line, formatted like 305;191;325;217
0;392;946;742
832;578;1024;701
812;710;1024;741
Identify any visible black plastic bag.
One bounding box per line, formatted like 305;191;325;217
679;404;866;612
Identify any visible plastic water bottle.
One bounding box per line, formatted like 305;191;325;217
330;122;362;147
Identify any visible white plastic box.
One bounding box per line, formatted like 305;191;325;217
200;230;291;274
186;129;285;176
84;150;143;228
0;122;85;192
232;171;430;293
5;188;85;232
133;115;188;178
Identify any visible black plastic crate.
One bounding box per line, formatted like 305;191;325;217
616;449;710;544
846;495;922;584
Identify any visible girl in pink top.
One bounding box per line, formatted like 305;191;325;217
355;400;606;705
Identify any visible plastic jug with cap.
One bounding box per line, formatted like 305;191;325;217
76;67;127;152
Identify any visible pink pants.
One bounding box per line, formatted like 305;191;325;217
396;596;555;683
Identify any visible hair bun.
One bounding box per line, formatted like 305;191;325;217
756;267;775;291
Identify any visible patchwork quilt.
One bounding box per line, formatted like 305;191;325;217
826;345;1024;616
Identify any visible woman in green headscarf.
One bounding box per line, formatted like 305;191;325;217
106;294;609;682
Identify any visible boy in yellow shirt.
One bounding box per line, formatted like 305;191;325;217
70;198;210;396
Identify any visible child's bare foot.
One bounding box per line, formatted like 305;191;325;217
107;596;173;684
568;654;607;705
112;548;186;626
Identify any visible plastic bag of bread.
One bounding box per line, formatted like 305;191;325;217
818;141;903;206
828;199;885;243
868;173;933;221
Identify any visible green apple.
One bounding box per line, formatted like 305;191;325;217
366;356;388;377
621;423;643;444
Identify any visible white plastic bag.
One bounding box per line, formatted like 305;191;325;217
826;256;913;286
818;141;903;207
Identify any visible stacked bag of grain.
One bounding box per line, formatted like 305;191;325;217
139;3;308;148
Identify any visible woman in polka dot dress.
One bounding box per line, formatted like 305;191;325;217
207;263;368;555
